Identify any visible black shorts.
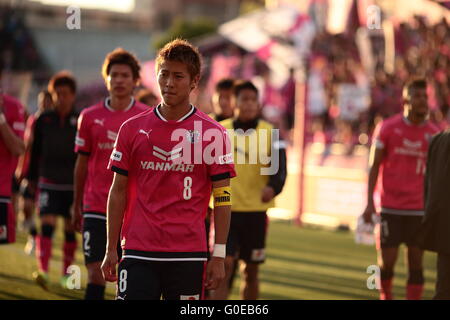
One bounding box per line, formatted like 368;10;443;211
82;212;122;264
0;198;15;244
38;188;73;218
116;258;206;300
226;211;268;264
376;213;423;249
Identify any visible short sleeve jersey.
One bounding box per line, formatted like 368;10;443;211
373;114;440;215
108;105;236;261
0;95;25;198
74;98;148;214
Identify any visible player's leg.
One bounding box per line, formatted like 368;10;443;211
161;261;205;300
240;261;259;300
376;213;401;300
82;214;107;300
34;209;56;290
62;191;77;284
239;212;267;300
22;184;37;255
434;252;450;300
405;246;424;300
405;215;426;300
117;259;161;300
0;199;15;244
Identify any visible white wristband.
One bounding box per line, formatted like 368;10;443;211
212;244;226;258
0;113;6;125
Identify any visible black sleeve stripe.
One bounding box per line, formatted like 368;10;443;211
77;151;91;156
211;172;231;182
111;166;128;176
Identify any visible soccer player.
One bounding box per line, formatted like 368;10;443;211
213;80;287;300
362;79;440;300
72;48;148;300
17;90;54;255
101;39;236;300
27;71;79;290
136;88;160;107
210;78;235;122
0;64;26;245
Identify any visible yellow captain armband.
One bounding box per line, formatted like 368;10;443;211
213;186;232;207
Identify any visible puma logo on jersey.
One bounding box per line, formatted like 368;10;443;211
403;139;422;149
94;119;105;126
139;129;152;139
152;145;182;161
224;191;231;195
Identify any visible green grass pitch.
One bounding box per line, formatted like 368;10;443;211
0;219;437;300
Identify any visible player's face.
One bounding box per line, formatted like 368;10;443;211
212;89;233;118
236;89;259;122
52;85;75;111
407;87;428;117
106;64;138;99
157;60;198;108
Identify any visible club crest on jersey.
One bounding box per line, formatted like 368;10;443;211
186;130;200;144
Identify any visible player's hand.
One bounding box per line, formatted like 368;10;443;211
205;257;225;290
101;250;118;282
70;203;83;233
261;186;275;203
362;203;375;224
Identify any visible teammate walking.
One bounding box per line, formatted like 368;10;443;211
362;79;440;300
72;48;148;300
101;39;236;300
28;72;79;290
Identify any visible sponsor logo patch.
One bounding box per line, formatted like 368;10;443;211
111;150;123;161
75;136;85;146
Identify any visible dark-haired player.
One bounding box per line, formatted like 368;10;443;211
213;80;287;300
72;48;148;300
28;71;78;290
101;39;236;300
17;90;53;255
362;79;440;300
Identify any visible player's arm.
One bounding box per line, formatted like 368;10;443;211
101;172;128;282
262;137;287;202
362;144;384;223
0;105;25;156
206;178;231;290
72;153;89;232
26;116;43;193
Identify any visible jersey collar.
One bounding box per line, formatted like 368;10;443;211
154;104;196;122
104;97;135;112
